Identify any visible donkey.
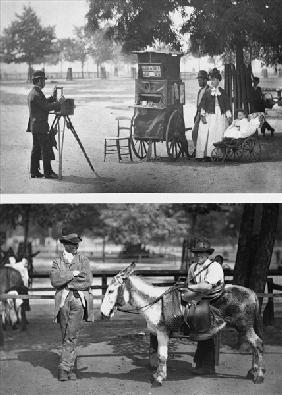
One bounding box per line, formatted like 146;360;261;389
0;266;28;331
101;263;265;385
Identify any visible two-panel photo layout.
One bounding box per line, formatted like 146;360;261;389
1;1;282;395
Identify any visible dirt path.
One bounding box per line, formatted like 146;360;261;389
1;78;282;194
0;301;281;395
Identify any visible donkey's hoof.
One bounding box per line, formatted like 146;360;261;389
151;373;164;385
253;375;264;384
149;355;158;370
246;369;254;379
151;380;162;387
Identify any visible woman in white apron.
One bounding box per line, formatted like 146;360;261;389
196;68;232;160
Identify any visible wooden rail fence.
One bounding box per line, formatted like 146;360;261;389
1;269;282;349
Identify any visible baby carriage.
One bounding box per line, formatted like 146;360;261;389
211;112;265;162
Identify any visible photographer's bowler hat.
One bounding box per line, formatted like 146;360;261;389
191;239;214;255
32;70;47;80
60;233;82;245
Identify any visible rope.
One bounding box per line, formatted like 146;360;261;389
117;283;180;314
116;261;217;314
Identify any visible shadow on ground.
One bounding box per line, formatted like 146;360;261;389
17;350;60;378
62;175;116;184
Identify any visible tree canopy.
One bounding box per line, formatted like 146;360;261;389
0;6;57;67
0;203;249;247
60;27;89;77
87;29;114;72
86;0;282;64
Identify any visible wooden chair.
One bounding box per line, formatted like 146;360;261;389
104;116;133;162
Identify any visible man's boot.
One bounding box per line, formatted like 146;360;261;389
58;368;69;381
68;369;77;380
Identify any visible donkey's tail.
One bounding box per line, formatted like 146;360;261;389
254;294;263;339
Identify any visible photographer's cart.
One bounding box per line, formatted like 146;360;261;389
130;51;187;160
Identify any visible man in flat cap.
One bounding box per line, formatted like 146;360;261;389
50;233;94;381
27;70;60;179
185;239;225;375
191;70;210;157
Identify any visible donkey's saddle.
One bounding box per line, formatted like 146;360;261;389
182;300;226;340
184;299;210;333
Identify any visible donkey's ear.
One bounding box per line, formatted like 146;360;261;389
120;262;136;278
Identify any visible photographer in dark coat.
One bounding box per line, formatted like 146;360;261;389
50;233;94;381
27;70;60;178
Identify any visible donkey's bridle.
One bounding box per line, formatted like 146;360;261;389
112;262;216;315
116;283;181;314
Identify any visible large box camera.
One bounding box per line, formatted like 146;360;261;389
54;86;75;115
59;98;75;115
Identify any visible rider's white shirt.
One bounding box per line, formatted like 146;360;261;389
187;259;224;285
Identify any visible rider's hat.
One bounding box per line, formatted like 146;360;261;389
60;233;82;245
191;239;214;255
196;70;209;80
32;70;47;80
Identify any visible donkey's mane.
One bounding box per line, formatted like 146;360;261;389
127;275;168;299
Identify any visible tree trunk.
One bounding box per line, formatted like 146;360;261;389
96;62;100;78
81;61;84;79
23;205;31;256
235;44;244;109
102;237;106;263
27;63;33;82
233;204;256;287
233;204;279;292
249;204;279;293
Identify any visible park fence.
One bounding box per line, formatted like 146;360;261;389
0;71;196;81
1;268;282;350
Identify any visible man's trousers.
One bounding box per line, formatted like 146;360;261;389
59;293;84;372
194;337;215;369
30;133;52;175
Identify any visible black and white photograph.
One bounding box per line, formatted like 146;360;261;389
0;0;282;193
1;1;282;394
0;203;282;395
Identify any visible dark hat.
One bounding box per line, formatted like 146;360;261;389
59;233;82;245
196;70;208;80
209;68;222;81
32;70;47;80
7;247;16;258
191;239;214;255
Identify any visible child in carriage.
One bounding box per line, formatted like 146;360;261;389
214;109;261;147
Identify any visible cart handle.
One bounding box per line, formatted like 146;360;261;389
116;116;132;121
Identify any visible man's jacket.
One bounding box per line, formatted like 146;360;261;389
50;253;94;322
196;85;210;117
27;86;58;134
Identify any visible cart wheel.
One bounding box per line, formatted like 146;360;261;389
251;140;262;161
166;110;183;160
225;147;233;161
227;147;243;161
242;138;261;161
131;139;149;159
211;147;224;162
